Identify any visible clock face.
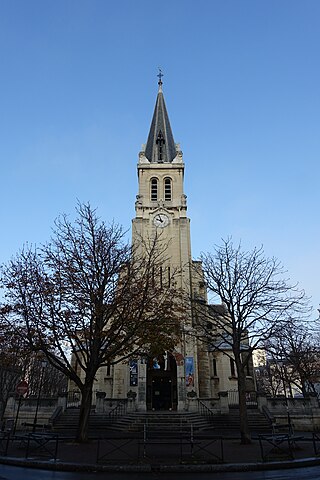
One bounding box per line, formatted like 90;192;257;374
153;213;169;228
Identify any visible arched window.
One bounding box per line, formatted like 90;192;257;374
212;358;217;376
164;177;172;201
230;358;236;377
150;178;158;201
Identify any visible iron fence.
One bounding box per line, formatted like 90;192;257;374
228;390;258;408
67;391;81;408
108;400;128;419
313;431;320;455
0;432;59;460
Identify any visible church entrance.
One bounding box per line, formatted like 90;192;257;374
146;353;177;410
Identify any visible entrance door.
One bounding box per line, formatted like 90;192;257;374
146;353;177;410
152;377;172;410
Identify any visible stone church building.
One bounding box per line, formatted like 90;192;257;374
79;78;255;411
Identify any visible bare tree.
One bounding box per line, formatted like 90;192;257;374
26;356;67;398
194;238;309;444
0;320;66;423
0;203;181;442
0;322;29;422
266;323;320;399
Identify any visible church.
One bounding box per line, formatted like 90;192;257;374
90;76;255;411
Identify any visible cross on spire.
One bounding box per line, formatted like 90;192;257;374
157;68;163;86
145;72;176;163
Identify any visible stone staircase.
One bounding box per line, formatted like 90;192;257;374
210;409;271;434
53;410;210;437
53;409;111;437
53;408;271;437
110;411;209;433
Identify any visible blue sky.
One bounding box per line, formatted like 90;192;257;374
0;1;319;311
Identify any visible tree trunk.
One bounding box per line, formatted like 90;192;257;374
76;381;93;443
299;374;308;397
238;368;251;444
0;399;6;422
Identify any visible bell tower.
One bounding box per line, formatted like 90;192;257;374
132;75;193;299
131;75;209;411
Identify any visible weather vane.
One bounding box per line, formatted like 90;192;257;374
157;67;163;86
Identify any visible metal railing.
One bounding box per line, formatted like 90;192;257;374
228;390;258;408
198;400;216;419
97;436;139;464
49;405;63;426
142;423;224;464
0;432;10;456
96;425;224;465
67;391;81;408
108;400;128;419
25;432;59;460
313;431;320;455
0;432;59;460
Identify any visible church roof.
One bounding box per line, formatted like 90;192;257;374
145;79;177;163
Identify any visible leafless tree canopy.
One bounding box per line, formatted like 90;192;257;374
0;323;28;421
0;203;182;441
199;238;309;353
262;323;320;398
194;238;310;444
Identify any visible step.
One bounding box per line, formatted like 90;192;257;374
53;408;271;436
53;410;212;434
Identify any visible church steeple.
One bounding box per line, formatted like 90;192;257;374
145;73;177;163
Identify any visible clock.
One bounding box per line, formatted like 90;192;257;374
153;213;169;228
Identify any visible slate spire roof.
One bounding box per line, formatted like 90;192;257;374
145;77;177;163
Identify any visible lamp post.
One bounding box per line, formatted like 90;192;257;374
32;359;47;433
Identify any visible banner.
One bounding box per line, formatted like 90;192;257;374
185;356;194;387
129;360;138;386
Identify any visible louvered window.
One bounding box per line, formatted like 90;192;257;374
164;177;172;201
151;178;158;201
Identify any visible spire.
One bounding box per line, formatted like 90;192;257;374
145;71;177;163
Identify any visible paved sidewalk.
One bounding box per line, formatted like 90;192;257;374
1;430;320;472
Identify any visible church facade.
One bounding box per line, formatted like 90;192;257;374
86;78;255;411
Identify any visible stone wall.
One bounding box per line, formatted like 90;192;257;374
257;394;320;431
3;395;62;430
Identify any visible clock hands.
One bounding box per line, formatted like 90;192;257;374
153;213;169;228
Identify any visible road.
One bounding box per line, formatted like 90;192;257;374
2;465;320;480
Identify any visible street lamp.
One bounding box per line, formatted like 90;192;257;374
32;359;48;433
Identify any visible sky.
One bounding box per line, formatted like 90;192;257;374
0;0;319;312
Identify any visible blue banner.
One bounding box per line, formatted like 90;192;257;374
185;356;194;387
129;360;138;386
